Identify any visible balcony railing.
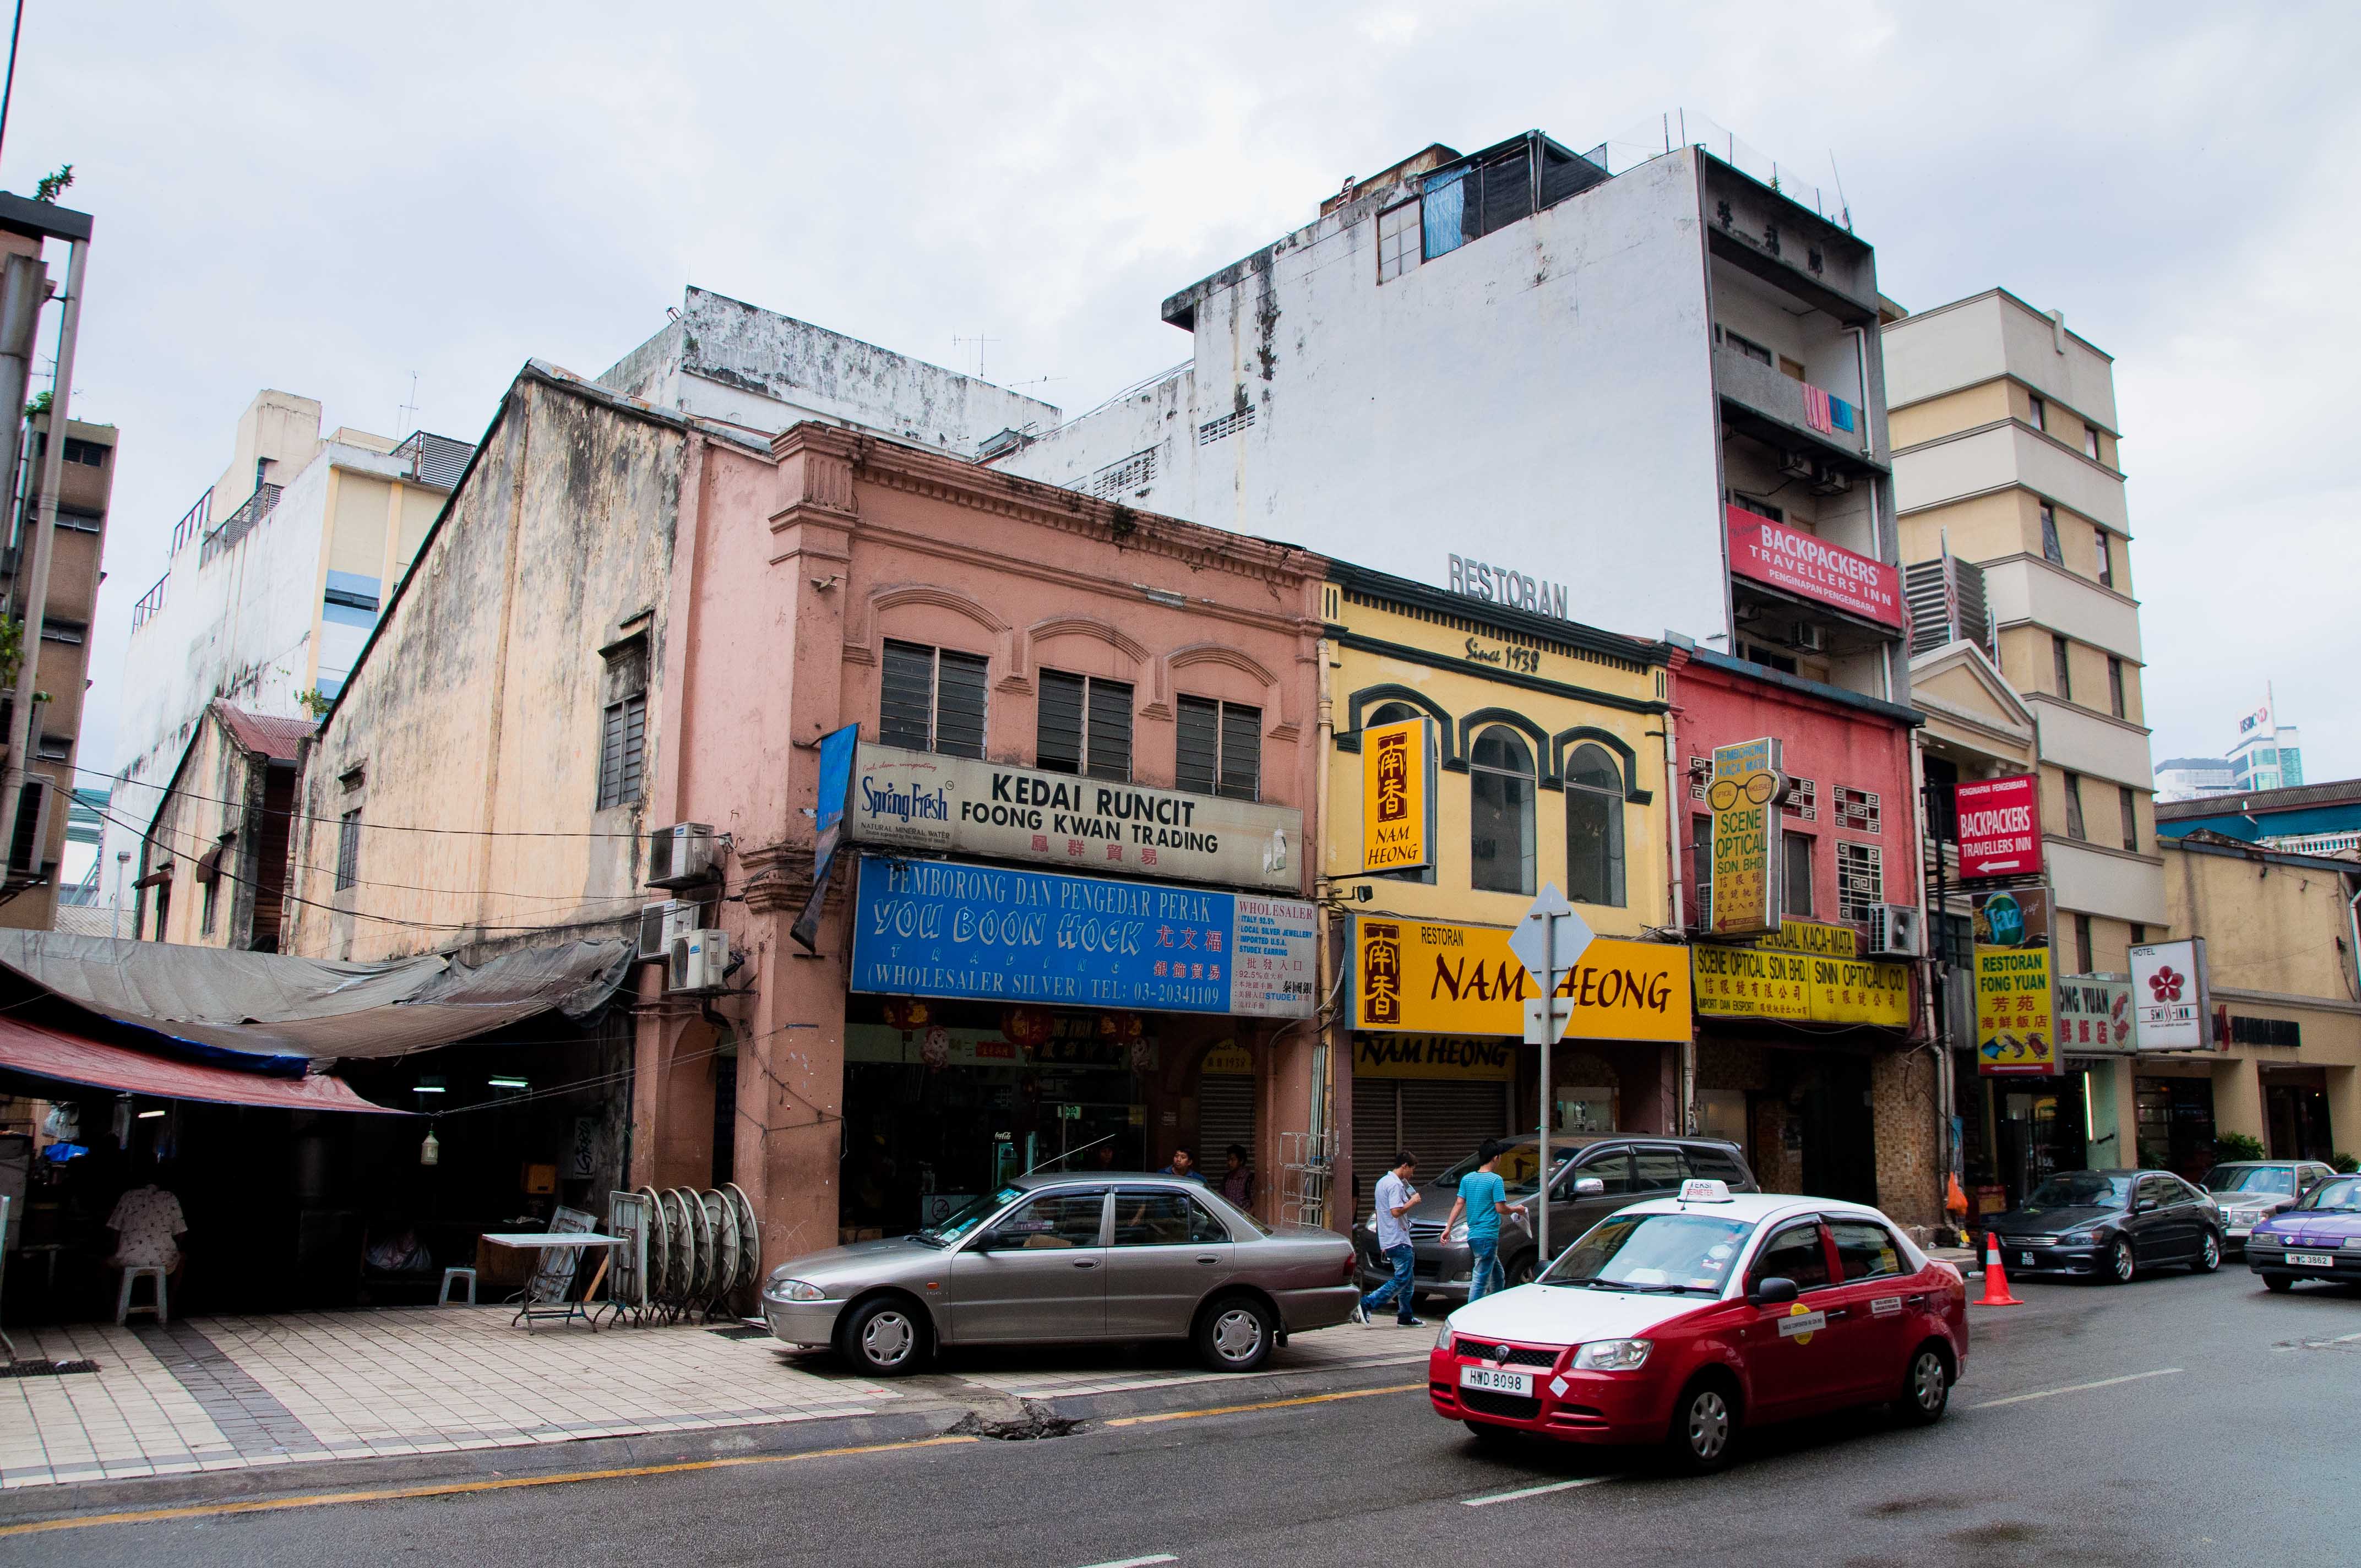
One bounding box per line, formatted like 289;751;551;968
198;483;283;568
170;487;213;556
1715;345;1874;464
132;573;168;628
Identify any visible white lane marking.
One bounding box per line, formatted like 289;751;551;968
1462;1475;1618;1507
1073;1556;1178;1568
1969;1368;2183;1409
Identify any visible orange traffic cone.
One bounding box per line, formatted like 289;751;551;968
1976;1229;2025;1307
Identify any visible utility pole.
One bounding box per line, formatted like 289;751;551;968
1511;885;1592;1267
0;195;91;881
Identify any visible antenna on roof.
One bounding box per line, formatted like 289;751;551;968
953;333;1000;380
397;372;420;435
1827;153;1852;232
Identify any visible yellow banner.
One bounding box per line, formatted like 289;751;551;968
1757;919;1857;959
1976;945;2055;1074
1354;918;1690;1042
1351;1035;1517;1081
1361;718;1432;872
1692;947;1911;1026
1707;738;1783;937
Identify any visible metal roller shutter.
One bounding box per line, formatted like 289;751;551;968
1352;1077;1401;1219
1397;1081;1511;1185
1196;1076;1257;1174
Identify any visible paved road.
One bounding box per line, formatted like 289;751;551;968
8;1268;2357;1567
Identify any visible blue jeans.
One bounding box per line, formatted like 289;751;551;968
1362;1243;1416;1320
1466;1234;1501;1302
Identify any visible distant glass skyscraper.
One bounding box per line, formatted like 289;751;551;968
2226;694;2302;793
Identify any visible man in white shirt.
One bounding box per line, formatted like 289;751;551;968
1354;1152;1423;1327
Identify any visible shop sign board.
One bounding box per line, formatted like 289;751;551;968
1707;737;1786;938
846;1023;1160;1070
1361;717;1435;873
1724;505;1903;628
1691;946;1911;1026
1352;1035;1518;1081
1973;887;2054;1076
1352;917;1690;1043
1756;918;1858;958
2129;939;2212;1051
1954;775;2042;880
1200;1040;1253;1076
847;743;1302;892
2053;974;2134;1053
848;856;1317;1019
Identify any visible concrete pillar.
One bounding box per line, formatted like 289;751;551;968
2211;1054;2266;1147
2084;1056;2137;1170
1870;1049;1940;1229
2324;1065;2359;1163
737;923;847;1264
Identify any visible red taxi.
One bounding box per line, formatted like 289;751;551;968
1429;1182;1967;1471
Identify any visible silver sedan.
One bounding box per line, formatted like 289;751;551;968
761;1174;1359;1376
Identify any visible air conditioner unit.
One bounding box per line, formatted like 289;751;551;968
1786;622;1826;653
4;776;53;880
646;822;718;888
1778;450;1814;481
1867;903;1925;960
1810;466;1853;496
666;929;730;994
635;900;700;963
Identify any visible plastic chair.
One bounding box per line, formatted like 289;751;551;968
438;1267;477;1305
116;1266;169;1325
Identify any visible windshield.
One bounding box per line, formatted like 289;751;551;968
2297;1177;2361;1213
2022;1174;2131;1211
916;1185;1024;1246
1538;1212;1753;1294
2203;1166;2294;1196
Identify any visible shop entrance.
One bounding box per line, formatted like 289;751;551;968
2265;1076;2332;1161
1995;1080;2087;1206
2135;1075;2215;1180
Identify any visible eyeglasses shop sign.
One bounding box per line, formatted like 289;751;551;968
848;743;1303;892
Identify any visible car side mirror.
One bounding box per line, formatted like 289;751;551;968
1750;1276;1799;1306
968;1231;1004;1253
2130;1199;2155;1213
1573;1177;1605;1197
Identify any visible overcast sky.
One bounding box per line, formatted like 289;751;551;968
10;2;2355;790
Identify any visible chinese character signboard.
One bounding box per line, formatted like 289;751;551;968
1353;917;1689;1042
1361;717;1434;873
848;857;1316;1018
1707;737;1786;938
1953;775;2042;880
1724;506;1903;628
2129;939;2212;1050
848;744;1303;892
1692;944;1911;1026
1973;887;2054;1075
2053;974;2134;1053
1351;1035;1518;1081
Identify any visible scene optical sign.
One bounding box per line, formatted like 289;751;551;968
1954;775;2042;880
1724;506;1903;629
1353;917;1690;1043
1361;717;1434;873
1707;737;1786;938
848;857;1316;1019
849;743;1302;892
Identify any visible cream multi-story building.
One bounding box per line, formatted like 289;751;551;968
1884;291;2164;981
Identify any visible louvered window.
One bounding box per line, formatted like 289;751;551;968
880;640;989;759
597;694;646;809
1176;696;1261;801
335;809;362;892
1038;671;1133;781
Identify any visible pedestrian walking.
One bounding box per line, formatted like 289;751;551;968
1354;1152;1423;1327
1443;1140;1524;1302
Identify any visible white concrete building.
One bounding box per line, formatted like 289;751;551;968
2153;755;2238;803
986;130;1905;705
102;391;470;906
1885;290;2166;976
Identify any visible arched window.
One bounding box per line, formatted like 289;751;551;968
1468;726;1536;895
1565;743;1626;908
1366;701;1418;729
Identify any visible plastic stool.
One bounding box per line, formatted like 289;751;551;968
439;1267;477;1305
117;1266;169;1326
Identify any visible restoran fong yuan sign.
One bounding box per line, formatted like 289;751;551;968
1953;775;2042;879
1724;507;1902;629
848;743;1302;892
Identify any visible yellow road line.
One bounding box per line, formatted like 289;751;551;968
0;1434;981;1539
1105;1381;1424;1427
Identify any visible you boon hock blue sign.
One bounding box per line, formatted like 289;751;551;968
849;856;1316;1019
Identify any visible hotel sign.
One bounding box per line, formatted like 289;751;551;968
1352;917;1690;1043
1724;506;1903;629
2129;939;2213;1052
848;743;1302;892
1954;775;2042;880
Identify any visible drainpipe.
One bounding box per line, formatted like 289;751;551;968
2346;877;2361;1005
1661;689;1694;1133
1312;632;1336;1198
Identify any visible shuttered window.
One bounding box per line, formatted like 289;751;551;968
335;809;362;891
1038;671;1133;781
1196;1076;1258;1185
597;694;646;809
1176;696;1261;801
880;640;989;759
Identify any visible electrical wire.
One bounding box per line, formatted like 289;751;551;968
75;761;661;840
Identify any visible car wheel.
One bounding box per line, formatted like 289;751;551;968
2263;1273;2294;1294
1195;1294;1276;1373
837;1297;928;1377
1505;1254;1537;1288
1663;1376;1739;1474
2194;1231;2221;1274
1464;1419;1519;1450
2104;1238;2135;1285
1896;1344;1950;1427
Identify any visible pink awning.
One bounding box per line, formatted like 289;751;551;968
0;1015;406;1114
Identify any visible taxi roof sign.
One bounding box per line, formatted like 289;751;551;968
1678;1178;1733;1204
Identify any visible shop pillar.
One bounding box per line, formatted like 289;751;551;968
2326;1064;2360;1161
2083;1056;2137;1171
2211;1055;2266;1147
732;918;849;1266
1869;1049;1940;1231
1255;1021;1319;1225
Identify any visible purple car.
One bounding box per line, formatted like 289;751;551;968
2246;1173;2361;1293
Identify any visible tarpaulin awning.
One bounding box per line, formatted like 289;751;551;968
0;1014;405;1113
0;932;635;1063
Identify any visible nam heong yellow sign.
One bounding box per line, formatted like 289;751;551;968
1360;717;1432;872
1354;917;1690;1042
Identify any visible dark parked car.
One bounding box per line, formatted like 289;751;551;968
1353;1134;1758;1304
2246;1173;2361;1292
1980;1169;2223;1284
2201;1160;2340;1253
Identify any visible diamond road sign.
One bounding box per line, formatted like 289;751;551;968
1506;883;1595;989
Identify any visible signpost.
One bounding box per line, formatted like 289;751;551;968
1508;885;1593;1267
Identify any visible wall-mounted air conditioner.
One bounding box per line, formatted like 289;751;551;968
635;900;700;963
666;929;730;994
647;823;717;888
5;776;53;880
1787;622;1826;653
1867;903;1924;960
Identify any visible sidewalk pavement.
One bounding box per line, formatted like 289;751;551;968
0;1309;1435;1490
